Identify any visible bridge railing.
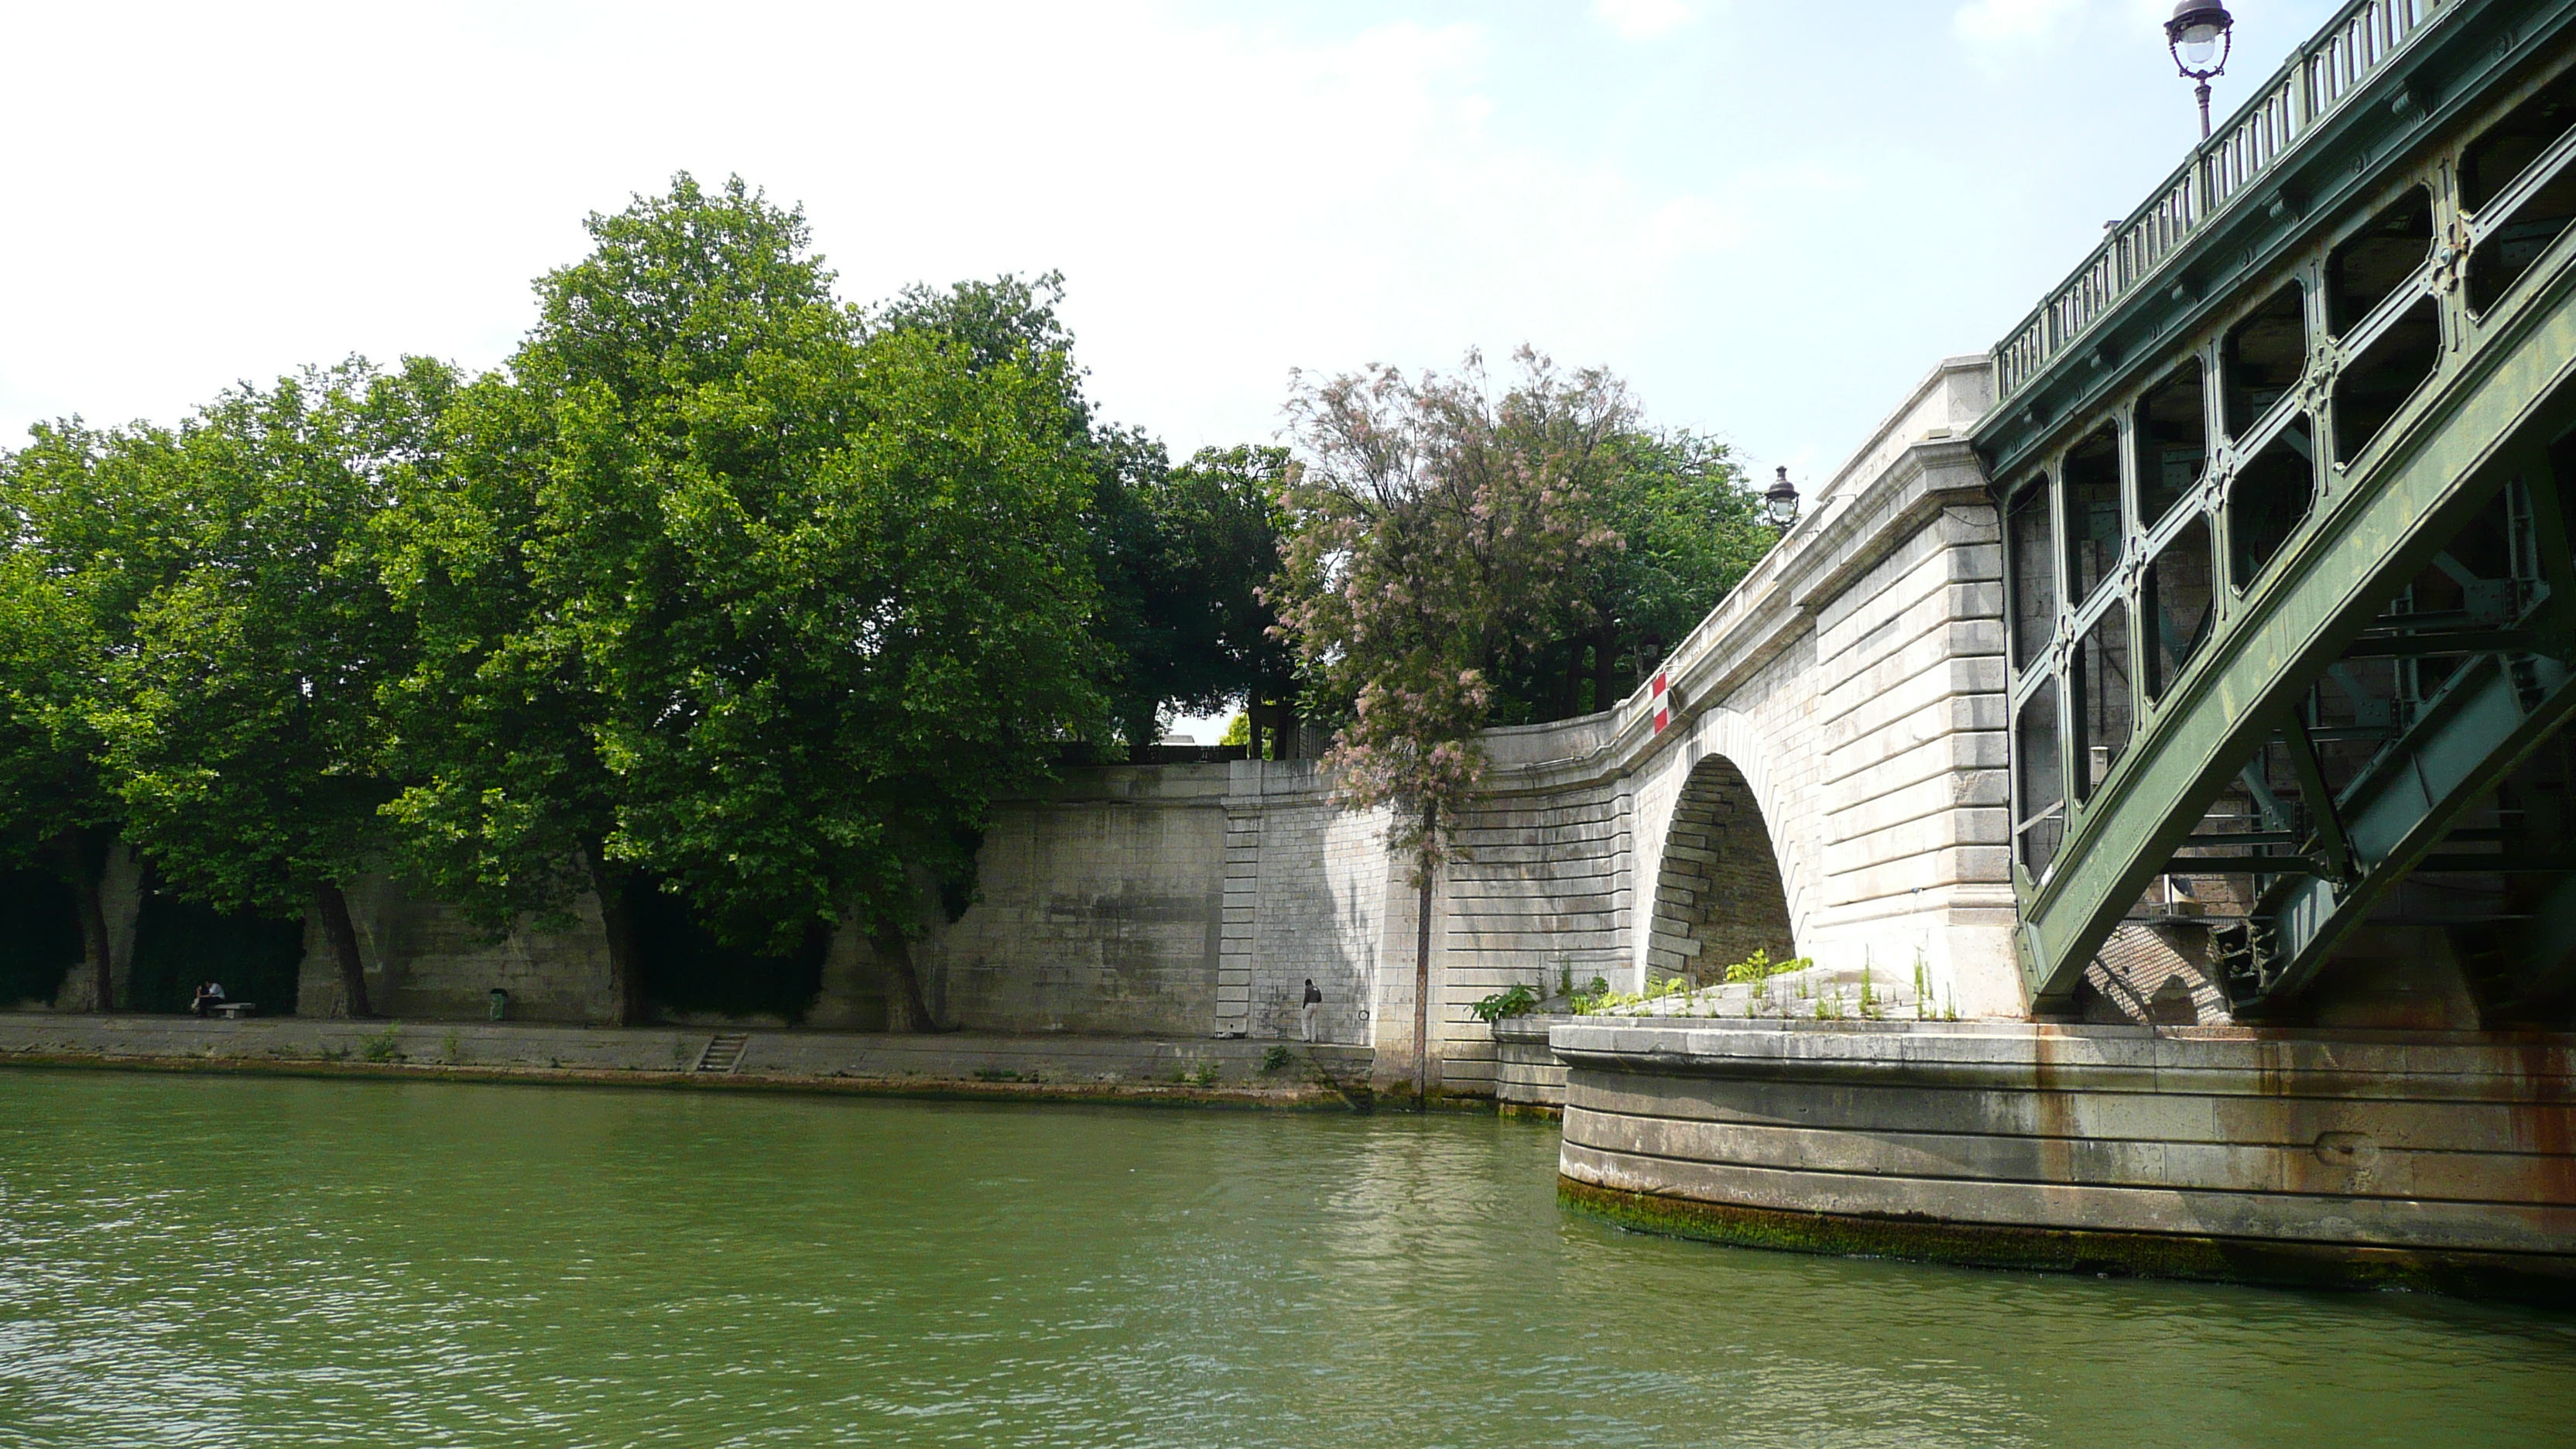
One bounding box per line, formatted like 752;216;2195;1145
1992;0;2448;405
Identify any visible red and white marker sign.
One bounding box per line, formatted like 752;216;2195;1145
1650;671;1672;734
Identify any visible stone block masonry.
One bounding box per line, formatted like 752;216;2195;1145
0;1013;1372;1099
909;764;1232;1036
1553;1015;2576;1302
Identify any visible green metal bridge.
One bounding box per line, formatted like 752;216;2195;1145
1975;0;2576;1024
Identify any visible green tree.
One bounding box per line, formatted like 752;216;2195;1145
1598;430;1773;657
1271;347;1632;1098
374;361;635;1012
1486;427;1773;723
383;175;1105;1028
1104;441;1297;752
0;421;199;1009
871;274;1290;752
94;359;452;1018
383;174;864;1022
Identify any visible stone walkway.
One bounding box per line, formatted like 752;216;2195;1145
0;1014;1376;1106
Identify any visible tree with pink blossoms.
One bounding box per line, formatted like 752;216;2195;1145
1272;348;1634;1101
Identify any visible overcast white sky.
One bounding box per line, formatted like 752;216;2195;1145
2;0;2342;489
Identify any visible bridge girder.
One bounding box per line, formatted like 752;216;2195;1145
1974;0;2576;1017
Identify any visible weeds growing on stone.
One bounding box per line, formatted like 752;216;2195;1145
1471;983;1540;1022
359;1026;402;1063
1725;949;1813;985
1261;1044;1294;1073
441;1028;463;1064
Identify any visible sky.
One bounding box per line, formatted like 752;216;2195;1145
1;0;2354;485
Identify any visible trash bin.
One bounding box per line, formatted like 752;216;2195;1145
488;988;509;1022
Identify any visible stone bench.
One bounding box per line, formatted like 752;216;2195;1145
207;1002;255;1019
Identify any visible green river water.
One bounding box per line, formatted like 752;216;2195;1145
0;1070;2571;1447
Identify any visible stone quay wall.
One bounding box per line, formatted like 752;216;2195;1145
0;1014;1371;1098
1552;1016;2576;1300
5;358;2033;1094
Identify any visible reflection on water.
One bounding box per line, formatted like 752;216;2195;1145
0;1070;2569;1447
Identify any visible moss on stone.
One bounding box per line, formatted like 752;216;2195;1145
1557;1177;2576;1307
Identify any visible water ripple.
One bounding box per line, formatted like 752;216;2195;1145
0;1073;2568;1447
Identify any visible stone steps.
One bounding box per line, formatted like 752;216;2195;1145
694;1032;750;1074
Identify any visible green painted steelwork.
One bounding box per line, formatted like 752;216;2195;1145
1993;0;2461;409
1974;0;2576;1012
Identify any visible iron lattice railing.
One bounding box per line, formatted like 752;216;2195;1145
1992;0;2447;404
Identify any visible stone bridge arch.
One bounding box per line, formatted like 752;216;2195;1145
1643;745;1802;986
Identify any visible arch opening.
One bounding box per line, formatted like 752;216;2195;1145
1646;755;1797;987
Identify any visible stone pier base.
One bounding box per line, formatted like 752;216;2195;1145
1552;1018;2576;1303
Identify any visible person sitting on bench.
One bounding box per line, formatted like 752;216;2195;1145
190;981;226;1017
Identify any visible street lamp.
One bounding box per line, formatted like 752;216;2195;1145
1764;467;1800;528
2165;2;2235;141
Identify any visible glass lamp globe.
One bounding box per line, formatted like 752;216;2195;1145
2176;21;2221;67
1763;468;1800;528
2164;2;2233;80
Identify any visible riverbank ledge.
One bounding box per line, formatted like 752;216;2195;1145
1552;1017;2576;1303
0;1014;1375;1107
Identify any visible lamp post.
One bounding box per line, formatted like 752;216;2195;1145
2165;2;2235;141
1764;467;1800;529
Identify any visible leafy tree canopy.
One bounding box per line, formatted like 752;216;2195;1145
94;358;454;1015
1273;347;1778;853
871;272;1290;751
0;416;204;1005
1480;425;1773;725
1273;347;1633;867
381;174;1108;1025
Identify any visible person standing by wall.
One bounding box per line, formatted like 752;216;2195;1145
1300;978;1323;1043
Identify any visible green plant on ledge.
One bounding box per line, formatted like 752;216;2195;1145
359;1024;402;1063
1471;983;1541;1023
1723;949;1809;985
1571;972;1704;1016
1260;1044;1294;1073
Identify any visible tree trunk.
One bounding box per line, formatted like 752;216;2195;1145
583;844;642;1026
314;882;374;1019
873;923;941;1033
50;833;113;1014
1413;806;1435;1108
1591;621;1615;714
